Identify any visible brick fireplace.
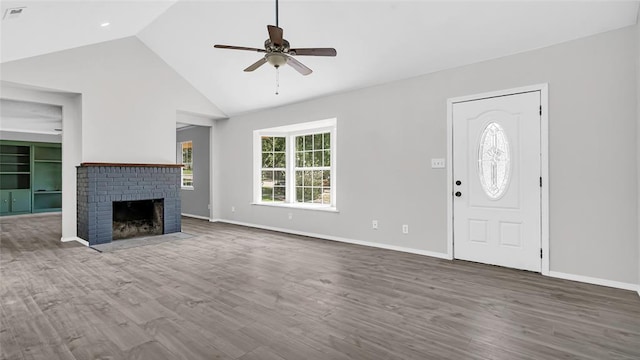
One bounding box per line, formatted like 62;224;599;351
77;163;182;246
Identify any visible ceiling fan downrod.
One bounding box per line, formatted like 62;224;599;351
275;0;279;27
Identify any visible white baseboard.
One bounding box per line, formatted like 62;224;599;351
61;236;89;246
548;271;638;292
181;213;211;221
217;219;451;260
209;218;223;223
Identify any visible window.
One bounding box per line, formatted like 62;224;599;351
254;119;336;210
180;141;193;189
261;136;286;202
295;132;331;204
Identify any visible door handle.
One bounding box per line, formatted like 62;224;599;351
455;191;462;197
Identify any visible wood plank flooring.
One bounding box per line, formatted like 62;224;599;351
1;214;639;360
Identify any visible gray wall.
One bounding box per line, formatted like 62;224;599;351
0;130;61;143
216;26;638;285
177;125;210;218
636;17;640;292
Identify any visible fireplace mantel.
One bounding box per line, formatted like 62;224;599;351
79;162;183;168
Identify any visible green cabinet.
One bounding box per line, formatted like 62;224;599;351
0;190;32;215
0;191;9;213
0;141;61;215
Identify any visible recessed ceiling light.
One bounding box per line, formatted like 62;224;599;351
100;22;110;27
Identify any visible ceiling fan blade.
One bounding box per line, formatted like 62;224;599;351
267;25;284;46
290;48;337;57
214;45;266;53
286;56;312;76
244;57;267;72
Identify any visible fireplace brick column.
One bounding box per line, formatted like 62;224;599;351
76;163;182;245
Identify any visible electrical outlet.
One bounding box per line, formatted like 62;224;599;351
431;158;445;169
372;220;378;230
288;213;293;220
231;206;235;212
402;224;409;234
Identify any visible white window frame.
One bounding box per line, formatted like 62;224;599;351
253;118;337;211
179;140;194;190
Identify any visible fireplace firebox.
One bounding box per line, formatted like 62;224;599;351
112;199;164;240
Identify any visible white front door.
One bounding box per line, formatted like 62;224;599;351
453;91;541;272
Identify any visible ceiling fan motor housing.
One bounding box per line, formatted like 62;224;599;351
265;39;290;53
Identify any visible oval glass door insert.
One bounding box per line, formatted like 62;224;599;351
478;122;511;199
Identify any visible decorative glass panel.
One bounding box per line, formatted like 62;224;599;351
478;122;511;199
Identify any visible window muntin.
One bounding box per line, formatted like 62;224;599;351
478;122;510;199
294;132;331;204
180;141;193;188
261;136;286;202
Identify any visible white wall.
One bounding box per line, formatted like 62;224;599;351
0;83;82;241
0;37;226;242
217;26;638;286
0;36;226;164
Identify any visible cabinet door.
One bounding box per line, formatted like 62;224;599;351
10;190;31;213
0;191;9;213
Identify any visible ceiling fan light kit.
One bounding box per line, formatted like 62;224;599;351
214;0;336;92
266;53;287;67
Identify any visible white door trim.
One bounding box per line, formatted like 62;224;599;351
446;84;549;275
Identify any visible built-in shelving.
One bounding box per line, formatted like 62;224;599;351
0;144;32;215
0;141;62;215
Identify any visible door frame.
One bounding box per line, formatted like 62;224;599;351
446;84;549;275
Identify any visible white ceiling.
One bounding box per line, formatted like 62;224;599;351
0;1;177;63
1;1;639;118
0;99;62;134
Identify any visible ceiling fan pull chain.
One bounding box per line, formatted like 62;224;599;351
275;67;280;95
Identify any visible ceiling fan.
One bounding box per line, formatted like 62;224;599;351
213;0;336;76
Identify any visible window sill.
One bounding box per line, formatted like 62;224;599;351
252;202;339;213
181;186;194;191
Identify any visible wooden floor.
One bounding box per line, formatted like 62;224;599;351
1;214;639;360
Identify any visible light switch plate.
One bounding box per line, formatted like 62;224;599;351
431;158;445;168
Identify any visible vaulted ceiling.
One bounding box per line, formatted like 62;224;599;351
1;1;638;117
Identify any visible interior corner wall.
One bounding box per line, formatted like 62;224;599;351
0;36;225;164
177;125;211;218
217;25;638;286
0;84;82;241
